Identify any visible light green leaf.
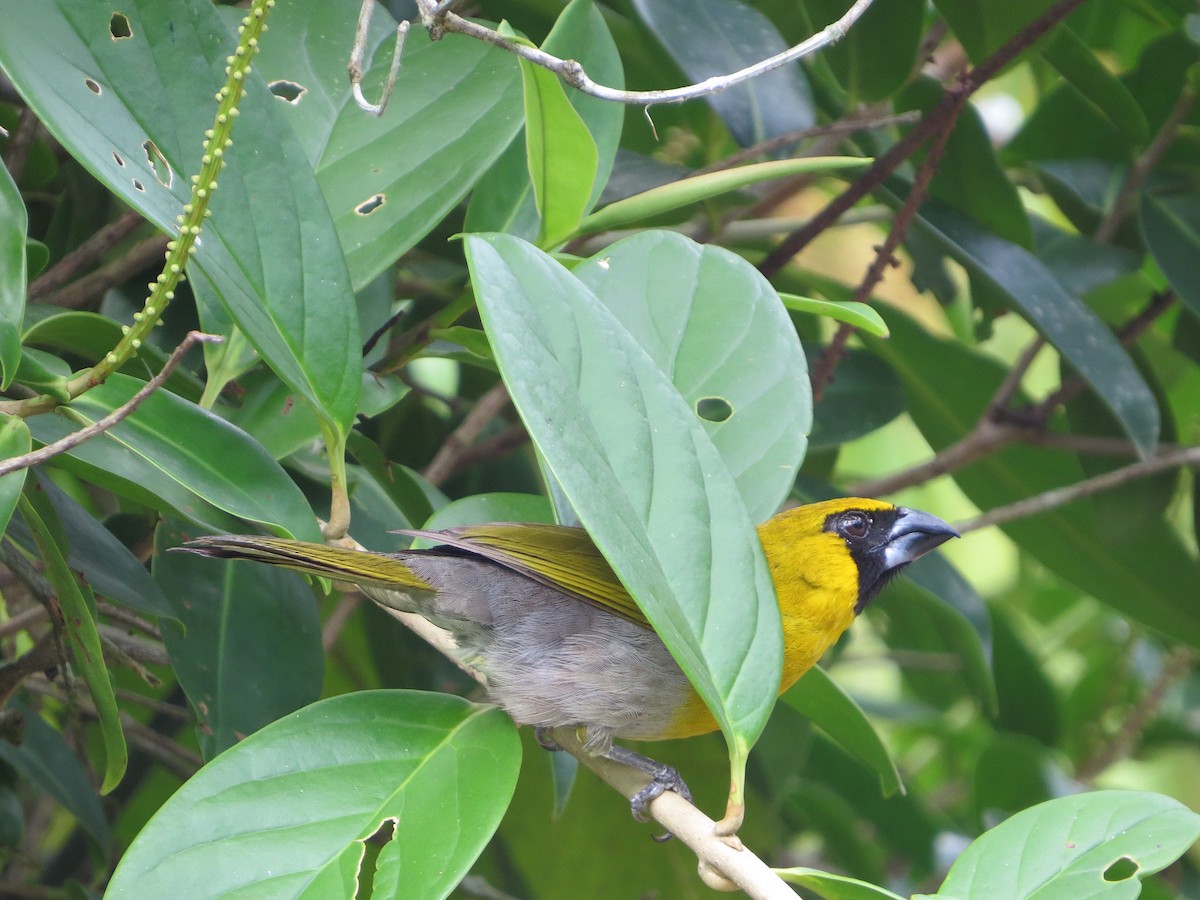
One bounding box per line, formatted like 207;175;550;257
520;57;599;247
577;157;869;236
0;415;30;534
782;666;902;797
778;867;907;900
937;791;1200;898
0;160;25;389
0;0;360;436
106;691;521;900
154;520;323;759
251;1;523;289
18;490;126;794
464;233;783;794
574;231;809;522
780;293;889;337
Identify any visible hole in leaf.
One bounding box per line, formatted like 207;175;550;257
141;139;172;187
112;151;125;167
131;179;145;192
695;396;733;423
355;193;385;216
109;12;132;39
1103;857;1139;882
85;78;102;95
267;79;306;104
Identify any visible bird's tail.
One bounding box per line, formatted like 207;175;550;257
178;535;433;592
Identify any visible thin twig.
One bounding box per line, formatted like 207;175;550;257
413;0;876;106
28;210;146;300
421;382;511;487
0;332;222;476
957;443;1200;533
37;233;169;310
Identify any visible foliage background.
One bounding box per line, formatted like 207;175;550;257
0;0;1199;896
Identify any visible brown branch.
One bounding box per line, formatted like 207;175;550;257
421;382;511;487
28;210;146;300
0;332;221;475
758;0;1089;279
38;233;169;310
956;443;1200;533
444;425;530;478
0;633;60;708
2;106;39;184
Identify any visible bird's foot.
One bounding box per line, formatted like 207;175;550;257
533;726;564;752
603;744;693;839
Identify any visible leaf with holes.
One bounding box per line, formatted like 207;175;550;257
106;691;521;899
250;0;523;288
573;231;810;522
936;791;1200;898
465;233;783;798
0;0;360;437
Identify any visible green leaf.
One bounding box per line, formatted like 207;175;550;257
911;199;1159;456
18;490;126;794
106;691;521;900
0;0;361;436
578;157;868;235
1141;192;1200;322
0;415;30;534
0;160;25;389
937;791;1200;898
154;520;323;759
251;1;523;288
971;732;1055;823
574;231;810;522
782;666;902;797
807;348;905;449
464;232;783;793
782;294;889;336
867;307;1200;648
1041;26;1149;145
422;492;555;532
60;374;319;541
632;0;814;146
0;703;110;850
932;0;1059;62
801;0;925;103
778;867;907;900
520;56;599;247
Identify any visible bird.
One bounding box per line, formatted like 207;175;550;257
181;497;956;823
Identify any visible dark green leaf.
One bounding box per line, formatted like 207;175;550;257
573;231;810;521
971;732;1055;823
778;868;907;900
0;160;25;389
1142;192;1200;321
1041;26;1149;144
0;0;361;435
991;607;1062;746
932;0;1059;62
803;0;925;102
154;520;323;759
465;232;783;779
937;791;1200;898
106;692;520;899
632;0;814;146
18;490;126;793
808;348;904;450
0;416;30;534
252;1;523;287
912;199;1158;456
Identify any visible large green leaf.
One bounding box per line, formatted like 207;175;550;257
55;374;320;541
937;791;1200;898
0;160;25;388
573;231;810;522
464;232;783;787
154;520;322;759
18;490;126;794
782;666;902;797
250;1;523;288
868;307;1200;648
632;0;813;147
0;0;360;435
107;691;520;899
911;199;1158;456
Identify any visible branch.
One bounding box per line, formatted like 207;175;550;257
36;233;169;310
421;382;511;487
376;0;878;109
0;332;221;476
957;443;1200;534
28;210;146;300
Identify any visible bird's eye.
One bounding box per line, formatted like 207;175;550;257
840;512;870;539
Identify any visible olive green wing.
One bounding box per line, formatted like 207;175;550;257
403;523;650;628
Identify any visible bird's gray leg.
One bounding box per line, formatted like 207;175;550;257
603;744;693;840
